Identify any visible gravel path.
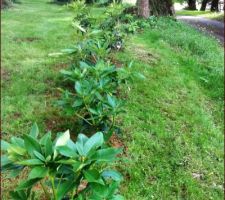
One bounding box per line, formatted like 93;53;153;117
177;15;224;45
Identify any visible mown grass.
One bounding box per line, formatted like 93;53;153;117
176;10;224;22
1;0;75;136
176;10;212;16
1;1;224;200
1;1;75;197
115;18;224;199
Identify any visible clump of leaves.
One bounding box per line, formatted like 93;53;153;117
69;0;94;29
104;2;125;19
58;60;124;131
55;23;110;63
1;124;123;200
58;60;145;136
71;38;111;63
118;61;146;84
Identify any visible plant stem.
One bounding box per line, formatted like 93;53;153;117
106;115;115;141
109;115;115;131
83;101;95;126
70;171;82;200
51;176;57;200
56;173;64;193
40;181;51;200
75;113;93;126
71;187;77;200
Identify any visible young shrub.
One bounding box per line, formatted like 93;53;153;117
58;59;145;137
58;60;124;132
117;61;146;84
1;124;123;200
70;0;103;31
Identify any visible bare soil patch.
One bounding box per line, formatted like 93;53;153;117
14;37;41;43
127;44;160;65
1;68;11;81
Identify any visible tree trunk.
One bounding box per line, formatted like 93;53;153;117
138;0;150;18
211;0;219;12
200;0;209;11
1;0;13;9
149;0;174;16
187;0;197;10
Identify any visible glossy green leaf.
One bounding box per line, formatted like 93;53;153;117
29;123;39;138
11;137;24;147
55;130;70;147
1;140;10;151
91;148;122;162
111;194;124;200
54;130;70;159
45;134;53;157
107;95;116;108
8;145;26;156
60;69;72;76
75;81;82;94
84;132;104;155
45;155;51;162
72;22;86;33
17;159;43;166
56;159;77;165
33;151;45;161
76;134;88;156
72;161;84;172
39;132;51;145
67;139;77;152
56;180;75;200
23;135;41;157
80;61;90;69
101;170;123;182
89;108;98;115
84;169;105;185
61;48;76;54
72;99;83;107
28;166;48;179
57;146;77;158
1;155;13;168
90;183;108;198
107;181;120;198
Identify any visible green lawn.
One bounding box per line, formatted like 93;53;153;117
1;0;75;136
1;1;75;197
116;18;224;199
176;10;224;22
2;0;224;199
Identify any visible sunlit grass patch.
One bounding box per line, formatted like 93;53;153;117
176;10;224;22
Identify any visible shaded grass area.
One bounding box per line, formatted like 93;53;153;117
1;1;224;200
176;10;212;16
1;1;110;198
209;13;224;22
176;10;224;22
1;0;76;198
1;0;75;136
115;18;224;199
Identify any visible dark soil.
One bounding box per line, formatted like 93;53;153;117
1;68;11;81
13;37;41;43
109;133;128;156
